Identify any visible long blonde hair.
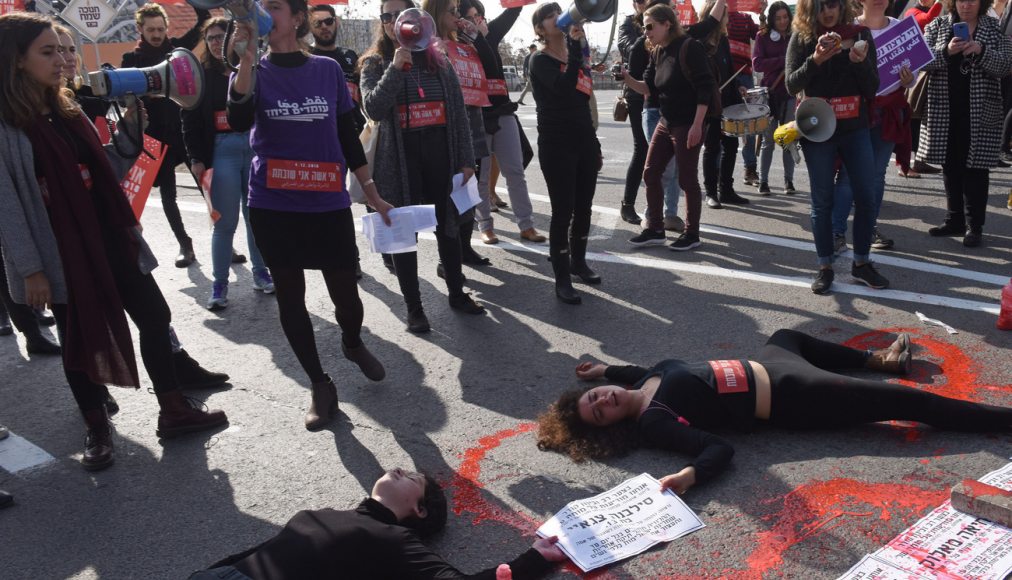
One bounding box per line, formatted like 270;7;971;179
422;0;458;41
0;13;79;129
793;0;857;43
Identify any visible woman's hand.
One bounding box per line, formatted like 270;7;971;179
234;22;257;63
899;64;914;87
392;47;412;70
948;36;968;55
459;166;475;185
962;40;983;56
24;272;51;309
532;536;568;562
687;120;704;149
191;161;206;184
568;23;585;42
123;99;148;132
813;34;842;65
849;40;868;63
659;466;697;495
575;361;607;380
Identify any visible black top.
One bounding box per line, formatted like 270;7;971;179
604;359;758;483
706;36;745;107
530;37;594;139
466;7;522;125
226;51;367;172
618;14;641;62
632;17;720;109
645;36;716;128
213;498;553;579
180;67;231;168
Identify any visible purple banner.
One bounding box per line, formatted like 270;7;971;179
874;15;934;96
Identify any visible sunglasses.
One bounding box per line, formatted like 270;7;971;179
313;17;336;28
205;33;225;43
643;22;665;31
380;10;401;23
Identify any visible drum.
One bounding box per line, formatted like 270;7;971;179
745;87;769;106
721;103;771;137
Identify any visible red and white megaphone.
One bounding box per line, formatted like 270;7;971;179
87;48;204;110
394;8;435;70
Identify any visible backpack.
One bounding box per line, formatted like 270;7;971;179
678;37;722;119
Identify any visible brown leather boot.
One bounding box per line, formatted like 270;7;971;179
81;408;114;471
305;374;339;431
342;341;386;381
155;391;228;438
866;333;912;375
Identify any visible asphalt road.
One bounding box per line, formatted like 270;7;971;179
2;90;1010;579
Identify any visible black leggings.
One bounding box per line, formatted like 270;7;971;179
52;243;176;412
154;144;191;246
702;121;739;194
272;267;362;384
761;329;1011;431
623;98;647;206
537;134;598;257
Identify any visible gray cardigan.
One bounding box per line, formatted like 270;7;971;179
360;53;476;236
0;115;156;305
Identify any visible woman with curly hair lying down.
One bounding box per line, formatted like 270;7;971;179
537;329;1012;495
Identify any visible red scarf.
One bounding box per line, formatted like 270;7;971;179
25;113;141;388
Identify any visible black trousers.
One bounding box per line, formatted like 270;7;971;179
623;98;647;206
53;241;176;412
153;144;191;246
394;127;465;307
761;330;1011;431
702;121;739;194
537;133;598;257
943;121;989;232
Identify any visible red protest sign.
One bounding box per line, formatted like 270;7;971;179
121;135;166;220
500;0;534;7
728;0;763;12
674;0;698;26
0;0;25;14
445;41;491;108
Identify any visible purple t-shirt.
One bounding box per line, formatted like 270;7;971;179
248;55;354;212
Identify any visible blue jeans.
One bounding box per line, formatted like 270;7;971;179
738;75;757;169
210;132;266;284
643;107;681;217
801;128;876;266
759;96;796;184
832;125;895;237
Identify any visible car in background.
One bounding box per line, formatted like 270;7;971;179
504;71;524;92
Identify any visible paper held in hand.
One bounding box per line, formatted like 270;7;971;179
450;173;481;214
361;205;437;254
537;473;705;572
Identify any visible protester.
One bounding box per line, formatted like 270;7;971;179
122;3;211;268
423;0;495;269
309;5;367;134
785;0;888;294
727;3;764;187
752;1;796;195
700;0;751;209
0;13;229;471
537;329;1012;494
181;18;272;311
228;0;392;430
529;3;604;305
623;4;717;251
458;0;547;247
831;0;916;255
188;468;566;579
618;0;650;225
920;0;1012;247
896;0;943;176
517;43;538;106
359;0;486;332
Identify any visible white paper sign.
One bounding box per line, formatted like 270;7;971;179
61;0;117;42
450;172;481;214
837;554;930;580
537;473;705;572
361;205;436;254
838;461;1012;580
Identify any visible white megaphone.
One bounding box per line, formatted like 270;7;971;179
394;9;436;70
557;0;618;31
773;97;837;163
188;0;272;38
88;48;204;110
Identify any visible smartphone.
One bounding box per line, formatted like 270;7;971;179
953;22;970;41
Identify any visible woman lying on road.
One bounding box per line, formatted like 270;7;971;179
537;329;1012;494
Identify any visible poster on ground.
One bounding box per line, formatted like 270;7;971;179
537;473;705;572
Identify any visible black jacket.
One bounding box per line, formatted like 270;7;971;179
180;65;230;168
211;498;554;579
618;14;640;62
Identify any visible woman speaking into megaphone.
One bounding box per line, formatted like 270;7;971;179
227;0;394;431
785;0;890;296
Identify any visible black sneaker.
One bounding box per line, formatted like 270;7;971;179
811;269;834;294
718;189;750;205
784;181;797;195
852;262;889;289
870;228;894;250
669;232;701;251
963;230;982;247
928;222;965;237
628;229;666;247
758;182;771;196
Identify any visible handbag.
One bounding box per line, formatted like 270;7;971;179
613;96;629;122
348;119;379;204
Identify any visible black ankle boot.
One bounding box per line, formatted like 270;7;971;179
551;248;581;305
81;408;114;471
569;237;601;285
173;349;229;390
175;238;196;268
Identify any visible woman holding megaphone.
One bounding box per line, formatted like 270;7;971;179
785;0;888;295
0;12;229;471
228;0;394;430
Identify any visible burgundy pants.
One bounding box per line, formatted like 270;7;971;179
642;121;703;233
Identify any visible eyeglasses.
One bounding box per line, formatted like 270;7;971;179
380;10;401;23
205;33;225;43
313;17;336;28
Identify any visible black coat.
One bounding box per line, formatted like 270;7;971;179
180;66;229;168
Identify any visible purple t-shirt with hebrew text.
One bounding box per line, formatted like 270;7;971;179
248;55;354;212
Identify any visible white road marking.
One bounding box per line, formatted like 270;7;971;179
0;433;56;474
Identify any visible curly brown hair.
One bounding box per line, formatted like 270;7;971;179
793;0;857;43
536;387;642;462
